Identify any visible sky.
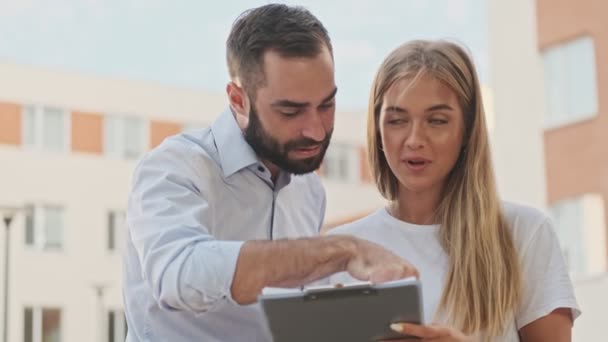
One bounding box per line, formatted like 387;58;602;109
0;0;488;110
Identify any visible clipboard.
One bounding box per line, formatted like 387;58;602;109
259;278;424;342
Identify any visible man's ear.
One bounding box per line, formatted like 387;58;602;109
226;81;251;129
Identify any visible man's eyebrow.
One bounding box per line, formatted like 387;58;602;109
271;99;309;108
320;87;338;103
270;87;338;108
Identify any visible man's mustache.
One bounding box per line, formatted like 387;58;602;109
284;130;333;150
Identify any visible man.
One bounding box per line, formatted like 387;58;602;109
123;4;417;341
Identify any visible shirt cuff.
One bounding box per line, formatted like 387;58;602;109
213;240;245;304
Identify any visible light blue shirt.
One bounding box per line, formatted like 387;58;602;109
123;108;326;341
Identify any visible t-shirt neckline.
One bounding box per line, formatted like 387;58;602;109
379;206;441;234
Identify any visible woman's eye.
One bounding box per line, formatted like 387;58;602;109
388;119;406;125
429;118;447;125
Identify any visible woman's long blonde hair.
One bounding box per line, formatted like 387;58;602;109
367;40;521;338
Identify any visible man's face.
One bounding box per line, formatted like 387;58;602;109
244;103;332;174
244;46;336;175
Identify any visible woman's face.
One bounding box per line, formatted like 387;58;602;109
379;74;465;197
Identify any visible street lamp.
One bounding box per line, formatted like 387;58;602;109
92;283;109;342
1;206;21;342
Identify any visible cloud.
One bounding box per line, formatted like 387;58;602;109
0;0;77;22
0;0;489;109
0;0;36;16
471;46;490;84
446;0;471;24
334;39;378;65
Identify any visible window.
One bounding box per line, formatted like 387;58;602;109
104;116;147;160
25;205;35;246
550;194;606;277
542;36;598;128
107;310;128;342
23;308;33;342
24;205;65;250
321;143;360;182
107;210;126;252
22;105;69;151
23;307;61;342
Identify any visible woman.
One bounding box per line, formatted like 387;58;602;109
328;40;580;341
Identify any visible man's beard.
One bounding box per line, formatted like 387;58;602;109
243;105;332;175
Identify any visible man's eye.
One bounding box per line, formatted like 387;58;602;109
280;110;300;117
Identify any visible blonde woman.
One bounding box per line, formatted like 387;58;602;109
328;40;580;341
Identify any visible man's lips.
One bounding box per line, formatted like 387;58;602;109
292;145;321;157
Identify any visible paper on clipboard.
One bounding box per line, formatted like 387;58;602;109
261;276;417;296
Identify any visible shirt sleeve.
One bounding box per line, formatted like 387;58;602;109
127;141;243;314
515;217;581;329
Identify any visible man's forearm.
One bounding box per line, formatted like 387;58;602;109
230;235;356;304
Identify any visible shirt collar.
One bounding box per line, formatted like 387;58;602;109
211;108;259;178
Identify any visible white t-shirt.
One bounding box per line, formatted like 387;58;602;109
327;202;581;341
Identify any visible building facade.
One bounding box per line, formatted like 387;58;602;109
537;0;608;339
0;62;383;342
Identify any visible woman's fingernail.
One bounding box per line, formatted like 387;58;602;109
390;323;404;332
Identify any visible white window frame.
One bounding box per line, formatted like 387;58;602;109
24;204;65;251
322;143;360;183
21;104;71;152
550;194;606;278
23;306;62;342
104;115;149;160
542;36;599;129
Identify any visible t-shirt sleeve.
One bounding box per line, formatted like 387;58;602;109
515;217;581;329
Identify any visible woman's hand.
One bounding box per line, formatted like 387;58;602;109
386;323;474;341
